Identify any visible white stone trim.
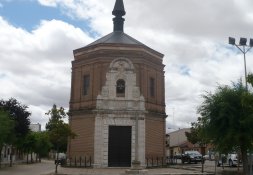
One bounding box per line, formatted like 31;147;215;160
94;58;146;167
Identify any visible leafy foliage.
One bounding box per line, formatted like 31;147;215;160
45;104;75;152
185;119;208;146
45;104;75;173
197;81;253;153
247;73;253;86
196;77;253;175
0;108;15;166
0;108;15;147
22;132;36;154
0;99;31;166
33;131;52;158
0;98;31;140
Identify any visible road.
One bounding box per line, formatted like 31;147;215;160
169;159;243;174
0;160;55;175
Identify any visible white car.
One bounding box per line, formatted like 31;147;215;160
217;153;238;167
227;154;238;166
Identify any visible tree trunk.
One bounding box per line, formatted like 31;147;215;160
39;154;41;163
9;145;12;167
31;152;33;163
241;147;249;175
55;147;59;174
0;147;2;169
26;152;29;164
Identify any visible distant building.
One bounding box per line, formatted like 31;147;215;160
29;123;41;132
167;128;191;157
67;0;167;168
166;128;213;157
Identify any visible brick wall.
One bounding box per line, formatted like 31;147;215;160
69;44;167;164
68;114;95;159
145;115;166;158
70;44;166;114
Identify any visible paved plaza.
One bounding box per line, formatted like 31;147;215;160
0;160;55;175
0;160;243;175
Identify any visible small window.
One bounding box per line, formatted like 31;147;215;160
116;79;125;97
149;77;155;97
83;75;90;96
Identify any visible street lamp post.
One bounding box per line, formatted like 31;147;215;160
229;37;253;175
228;37;253;90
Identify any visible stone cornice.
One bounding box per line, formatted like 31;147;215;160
73;43;164;61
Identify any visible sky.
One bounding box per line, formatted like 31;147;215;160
0;0;253;131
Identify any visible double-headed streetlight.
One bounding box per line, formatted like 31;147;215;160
228;37;253;90
229;37;253;174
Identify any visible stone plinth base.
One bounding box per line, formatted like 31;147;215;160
124;160;148;175
125;169;148;175
131;160;142;170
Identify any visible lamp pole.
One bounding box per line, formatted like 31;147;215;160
229;37;253;175
228;37;253;90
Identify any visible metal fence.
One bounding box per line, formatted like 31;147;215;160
146;157;177;168
61;156;179;168
62;156;92;168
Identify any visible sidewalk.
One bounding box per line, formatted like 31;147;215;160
0;160;241;175
51;161;243;175
0;160;55;175
54;166;215;175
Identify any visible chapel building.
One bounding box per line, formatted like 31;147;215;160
68;0;167;167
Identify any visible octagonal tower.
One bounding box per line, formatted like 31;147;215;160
68;0;167;168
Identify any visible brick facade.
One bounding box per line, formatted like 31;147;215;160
145;115;166;158
69;45;165;113
68;44;167;167
67;1;166;167
68;113;95;158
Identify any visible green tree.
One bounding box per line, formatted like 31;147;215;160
185;119;208;146
21;131;52;163
22;132;37;164
197;78;253;175
33;131;52;162
45;104;75;173
0;108;14;168
248;74;253;85
0;98;31;166
0;98;31;145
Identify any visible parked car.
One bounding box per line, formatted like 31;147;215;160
181;151;203;164
55;153;66;165
217;153;238;167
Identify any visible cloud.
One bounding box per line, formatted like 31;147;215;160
2;0;253;131
37;0;57;7
37;0;253;40
37;0;114;35
0;17;93;126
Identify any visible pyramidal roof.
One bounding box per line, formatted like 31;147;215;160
76;0;162;56
86;0;144;47
86;31;145;47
